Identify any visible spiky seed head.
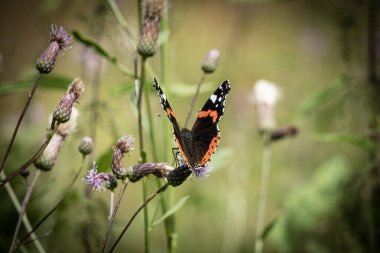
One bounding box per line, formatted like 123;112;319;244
34;134;63;171
137;0;163;58
111;134;135;180
167;164;192;187
36;24;72;74
52;78;84;126
36;42;60;74
49;24;73;51
78;137;93;156
201;49;221;74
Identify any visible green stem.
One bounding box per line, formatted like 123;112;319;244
106;0;136;49
9;169;42;253
254;133;272;253
108;183;169;253
0;73;42;173
184;73;206;129
1;171;45;253
160;5;177;253
0;128;58;187
137;57;150;253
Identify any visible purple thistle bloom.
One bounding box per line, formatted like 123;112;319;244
83;162;117;191
192;164;211;179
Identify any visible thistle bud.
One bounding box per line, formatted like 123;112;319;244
83;162;118;191
36;24;72;74
20;168;30;178
137;0;163;58
52;78;84;128
167;164;192;187
251;79;280;131
111;134;135;180
271;125;299;141
126;163;174;182
201;49;220;74
57;107;79;138
78;137;93;156
34;134;64;171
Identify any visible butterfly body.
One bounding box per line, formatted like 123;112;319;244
153;78;231;169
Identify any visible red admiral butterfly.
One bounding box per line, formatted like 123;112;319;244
153;78;231;169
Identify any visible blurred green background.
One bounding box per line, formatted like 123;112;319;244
1;0;379;252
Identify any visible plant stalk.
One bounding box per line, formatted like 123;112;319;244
0;73;42;173
0;128;57;187
184;73;206;129
9;169;42;253
100;181;129;253
18;156;86;246
254;133;272;253
1;171;45;253
108;183;170;253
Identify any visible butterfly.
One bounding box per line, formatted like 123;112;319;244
153;78;231;169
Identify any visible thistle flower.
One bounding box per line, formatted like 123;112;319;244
251;79;281;131
201;49;221;74
167;164;192;187
34;134;64;171
52;78;84;129
78;137;93;156
111;134;135;180
137;0;164;58
271;125;299;141
192;164;211;179
126;163;174;183
83;162;117;191
36;24;72;74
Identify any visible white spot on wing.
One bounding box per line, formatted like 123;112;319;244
210;94;217;103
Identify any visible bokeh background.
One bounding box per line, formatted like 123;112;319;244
1;0;379;252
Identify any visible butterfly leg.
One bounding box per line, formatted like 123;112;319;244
171;147;182;167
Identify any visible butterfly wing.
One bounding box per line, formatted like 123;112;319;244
153;78;191;165
191;80;231;166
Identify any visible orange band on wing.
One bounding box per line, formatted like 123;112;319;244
166;108;175;118
199;135;219;166
197;110;218;123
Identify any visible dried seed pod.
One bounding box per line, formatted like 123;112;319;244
167;164;192;187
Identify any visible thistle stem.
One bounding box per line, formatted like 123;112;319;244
9;169;42;253
100;181;129;253
0;128;58;187
254;133;272;253
108;183;170;253
136;56;150;253
184;73;206;129
18;156;87;247
1;171;45;253
0;73;42;174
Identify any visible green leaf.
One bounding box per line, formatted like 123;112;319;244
111;80;135;96
95;148;114;172
169;82;216;97
313;133;375;153
296;76;348;120
151;195;190;227
72;31;133;76
210;148;235;172
0;75;72;96
157;30;170;47
260;216;278;239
